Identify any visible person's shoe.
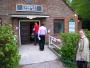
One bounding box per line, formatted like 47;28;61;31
34;43;37;45
40;49;44;51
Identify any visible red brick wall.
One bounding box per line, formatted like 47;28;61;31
0;0;78;43
65;14;78;32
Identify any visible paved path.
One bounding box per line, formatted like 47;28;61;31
19;44;65;68
20;60;65;68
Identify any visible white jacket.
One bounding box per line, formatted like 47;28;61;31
76;36;89;62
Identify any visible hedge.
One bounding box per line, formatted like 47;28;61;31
58;33;79;68
58;31;90;68
0;25;20;68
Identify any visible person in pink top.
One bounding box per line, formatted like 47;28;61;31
33;22;39;45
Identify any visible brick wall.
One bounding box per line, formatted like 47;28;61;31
64;14;78;32
0;0;78;32
0;0;78;44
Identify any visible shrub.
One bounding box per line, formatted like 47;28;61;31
0;25;20;68
84;29;90;48
80;29;90;48
58;33;79;68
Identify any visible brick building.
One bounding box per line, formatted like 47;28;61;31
0;0;78;45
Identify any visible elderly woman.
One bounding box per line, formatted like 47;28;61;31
76;29;89;68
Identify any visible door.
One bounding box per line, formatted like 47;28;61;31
20;22;30;44
20;21;39;45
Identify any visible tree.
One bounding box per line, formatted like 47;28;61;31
65;0;90;29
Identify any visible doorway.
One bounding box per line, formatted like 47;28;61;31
19;20;40;45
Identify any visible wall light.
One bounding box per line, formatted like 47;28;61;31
74;14;77;17
27;16;36;19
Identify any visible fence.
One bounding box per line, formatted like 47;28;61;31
48;35;62;49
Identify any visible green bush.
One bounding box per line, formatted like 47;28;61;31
58;33;79;68
0;25;20;68
84;30;90;48
80;29;90;48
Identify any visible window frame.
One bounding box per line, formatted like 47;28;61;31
54;19;64;33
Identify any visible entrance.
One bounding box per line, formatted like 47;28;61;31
20;20;39;45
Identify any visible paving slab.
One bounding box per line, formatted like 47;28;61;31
19;44;58;65
20;60;65;68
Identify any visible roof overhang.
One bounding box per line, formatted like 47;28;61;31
9;14;50;19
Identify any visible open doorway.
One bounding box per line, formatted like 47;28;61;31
19;20;39;45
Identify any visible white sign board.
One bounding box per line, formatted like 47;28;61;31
16;4;43;12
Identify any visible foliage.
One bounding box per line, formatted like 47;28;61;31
85;29;90;39
84;29;90;48
0;25;20;68
70;0;90;21
65;0;90;30
57;31;90;68
58;33;79;68
65;0;90;20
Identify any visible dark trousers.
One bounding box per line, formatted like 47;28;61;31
34;32;38;45
76;61;87;68
39;35;45;51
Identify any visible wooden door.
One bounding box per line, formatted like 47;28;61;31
20;22;30;44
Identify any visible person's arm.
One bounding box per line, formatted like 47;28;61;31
38;27;41;40
84;38;89;62
33;25;35;31
79;39;84;52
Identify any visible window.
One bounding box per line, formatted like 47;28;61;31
54;19;64;33
69;19;75;32
16;4;43;12
25;0;32;3
35;5;43;12
16;5;22;11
